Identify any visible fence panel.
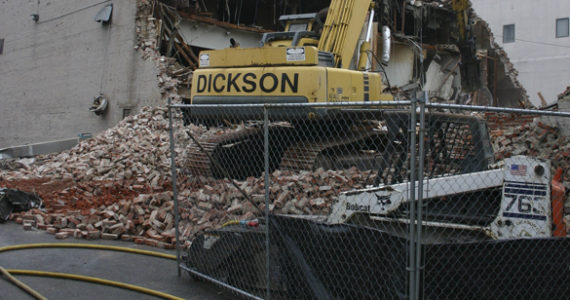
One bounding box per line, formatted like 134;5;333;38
171;102;417;299
169;102;570;299
417;104;570;299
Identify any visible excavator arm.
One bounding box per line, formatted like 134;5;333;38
317;0;374;69
452;0;482;91
452;0;470;41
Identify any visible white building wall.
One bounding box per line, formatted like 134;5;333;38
471;0;570;106
0;0;162;149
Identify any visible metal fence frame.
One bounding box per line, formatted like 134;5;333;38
168;98;570;299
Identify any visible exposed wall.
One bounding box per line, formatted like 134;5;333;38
0;0;162;149
471;0;570;106
179;19;263;50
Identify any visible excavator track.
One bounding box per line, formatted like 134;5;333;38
186;121;389;179
186;127;265;179
279;128;385;172
185;112;493;182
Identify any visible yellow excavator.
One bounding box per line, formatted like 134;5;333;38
190;0;391;115
182;2;570;298
185;0;488;181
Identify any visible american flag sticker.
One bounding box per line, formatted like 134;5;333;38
510;164;527;176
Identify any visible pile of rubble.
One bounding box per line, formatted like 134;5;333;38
485;112;570;181
0;106;194;184
3;102;570;245
176;168;373;240
9;189;176;248
0;106;196;246
0;103;376;245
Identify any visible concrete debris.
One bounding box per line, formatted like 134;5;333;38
0;103;568;247
0;105;568;245
0;0;568;245
485;112;570;179
0;105;196;247
7;191;177;248
175;167;373;240
1;106;195;183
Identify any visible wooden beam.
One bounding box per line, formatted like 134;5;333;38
173;42;196;69
173;31;199;64
538;92;547;107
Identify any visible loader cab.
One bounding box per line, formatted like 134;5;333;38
260;13;320;48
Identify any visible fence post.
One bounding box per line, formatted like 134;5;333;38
415;91;427;296
409;97;418;300
168;98;181;277
263;106;271;300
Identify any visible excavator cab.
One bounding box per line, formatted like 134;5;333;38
260;13;320;48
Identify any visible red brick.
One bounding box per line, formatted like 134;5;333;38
101;233;119;240
55;232;69;239
86;230;101;240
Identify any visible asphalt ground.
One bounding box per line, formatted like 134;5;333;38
0;222;232;300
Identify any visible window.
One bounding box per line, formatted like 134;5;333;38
122;108;132;119
0;39;4;55
556;18;569;38
503;24;515;43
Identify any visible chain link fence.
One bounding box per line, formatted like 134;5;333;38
168;100;570;299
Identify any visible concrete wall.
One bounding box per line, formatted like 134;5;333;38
0;0;161;149
472;0;570;106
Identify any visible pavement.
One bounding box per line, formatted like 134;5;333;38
0;222;232;300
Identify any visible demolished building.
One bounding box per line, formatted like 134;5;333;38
155;0;532;108
0;0;534;154
0;0;569;254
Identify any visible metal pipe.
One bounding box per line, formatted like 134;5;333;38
263;106;271;300
425;103;570;117
168;98;181;277
170;100;412;109
171;100;570;117
415;91;427;297
180;265;264;300
359;8;375;70
381;26;391;64
365;9;375;42
408;97;417;300
170;101;570;115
